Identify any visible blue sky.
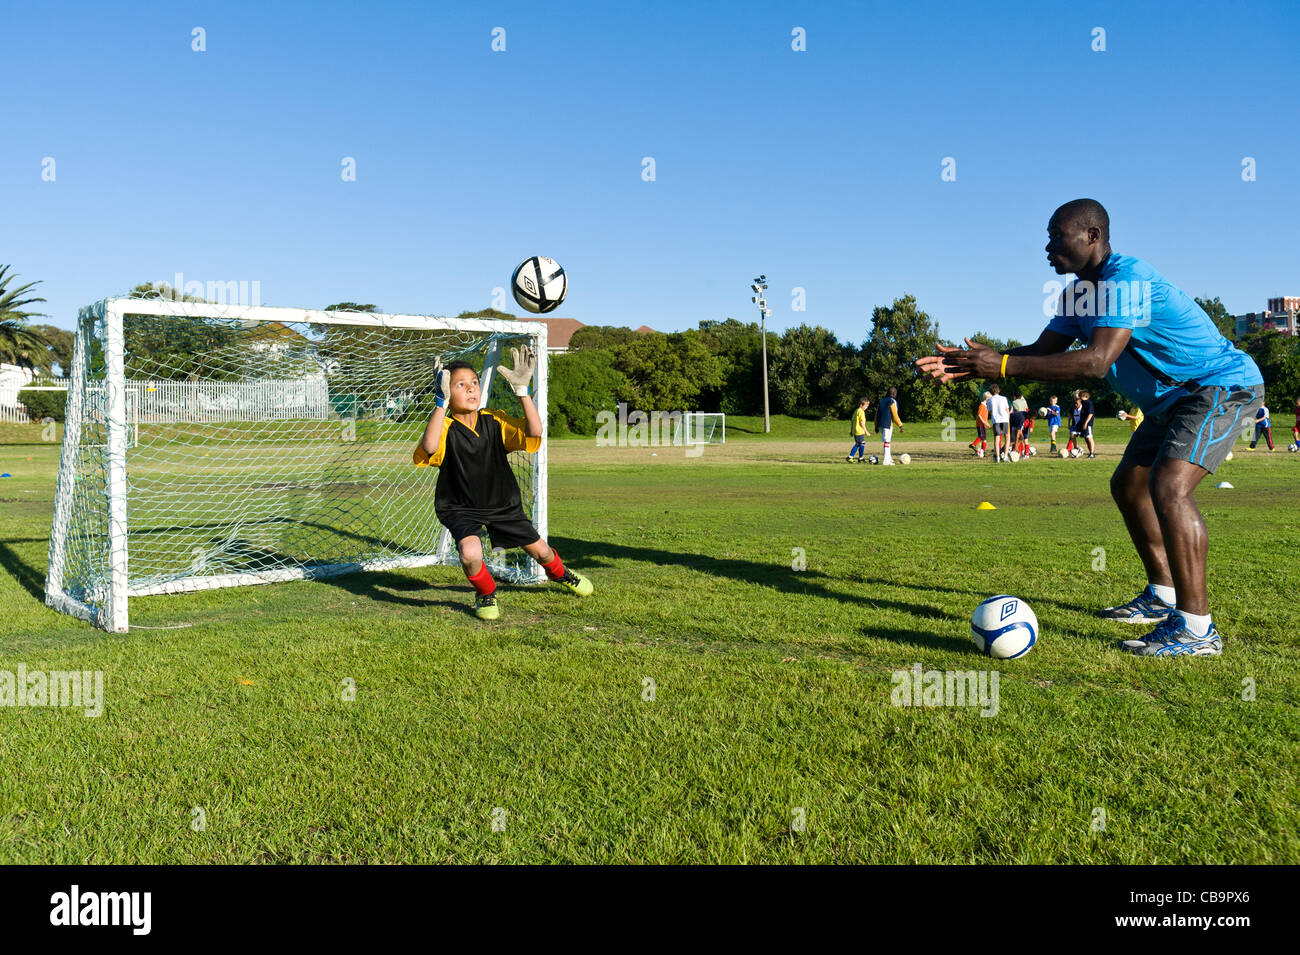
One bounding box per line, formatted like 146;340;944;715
3;0;1296;345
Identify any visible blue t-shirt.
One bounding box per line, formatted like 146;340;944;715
1047;253;1262;414
1047;404;1061;427
1256;406;1270;427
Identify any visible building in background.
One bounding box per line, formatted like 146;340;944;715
1235;296;1299;337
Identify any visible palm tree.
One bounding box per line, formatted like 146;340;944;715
0;265;51;372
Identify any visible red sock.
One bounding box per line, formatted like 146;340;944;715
540;549;566;581
980;439;986;450
466;562;495;596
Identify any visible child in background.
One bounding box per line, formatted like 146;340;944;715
1046;396;1061;454
847;398;871;462
876;386;904;465
1117;406;1145;442
1247;402;1273;451
1065;393;1084;455
970;392;990;456
1293;397;1300;450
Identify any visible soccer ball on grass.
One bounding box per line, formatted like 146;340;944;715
970;595;1038;659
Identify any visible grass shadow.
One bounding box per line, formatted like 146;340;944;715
0;538;48;603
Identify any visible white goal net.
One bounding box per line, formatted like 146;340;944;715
680;412;725;445
45;293;548;632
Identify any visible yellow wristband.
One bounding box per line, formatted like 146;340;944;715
1000;354;1009;378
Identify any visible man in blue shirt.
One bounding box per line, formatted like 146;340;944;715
916;199;1263;658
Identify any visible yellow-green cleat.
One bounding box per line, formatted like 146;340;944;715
555;569;593;597
475;593;500;620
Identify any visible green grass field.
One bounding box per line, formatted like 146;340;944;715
1;416;1297;863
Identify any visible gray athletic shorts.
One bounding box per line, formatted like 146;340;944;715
1120;384;1263;474
992;422;1009;435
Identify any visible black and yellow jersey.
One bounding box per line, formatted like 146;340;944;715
413;409;541;518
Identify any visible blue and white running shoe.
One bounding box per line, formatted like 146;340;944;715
1118;614;1223;657
1098;585;1175;624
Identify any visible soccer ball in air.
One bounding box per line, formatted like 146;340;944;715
868;455;880;465
899;453;911;464
1038;407;1048;417
970;595;1038;659
511;256;567;314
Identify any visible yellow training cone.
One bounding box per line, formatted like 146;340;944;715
977;501;996;510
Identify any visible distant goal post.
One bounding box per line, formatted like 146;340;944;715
46;294;549;632
679;412;725;445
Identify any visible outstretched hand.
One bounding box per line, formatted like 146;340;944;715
498;344;536;397
914;338;1003;383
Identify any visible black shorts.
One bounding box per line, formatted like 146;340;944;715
1120;384;1263;475
438;506;541;550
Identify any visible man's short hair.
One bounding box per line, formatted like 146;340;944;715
888;386;898;397
1054;198;1110;241
990;383;1000;394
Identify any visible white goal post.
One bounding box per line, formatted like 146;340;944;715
679;412;725;445
46;295;548;632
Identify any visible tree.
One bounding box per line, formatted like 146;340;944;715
28;324;74;375
609;331;724;410
0;265;51;372
1196;296;1235;342
1240;331;1300;404
548;349;631;434
569;325;639;351
696;318;775;415
769;324;854;417
455;308;515;320
861;295;957;420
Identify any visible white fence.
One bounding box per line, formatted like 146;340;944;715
0;377;68;424
125;378;331;422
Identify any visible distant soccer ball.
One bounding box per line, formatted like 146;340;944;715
1038;407;1048;417
868;455;880;465
1028;446;1037;456
1008;450;1021;462
1289;442;1298;453
1225;451;1233;462
977;448;985;458
1070;448;1082;458
511;255;567;314
1059;449;1070;459
899;453;911;464
970;595;1038;659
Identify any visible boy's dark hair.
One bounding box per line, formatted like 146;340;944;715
1012;390;1022;400
887;386;898;397
859;398;869;406
445;360;476;377
990;383;1000;394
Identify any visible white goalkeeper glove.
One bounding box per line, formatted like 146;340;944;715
497;345;536;397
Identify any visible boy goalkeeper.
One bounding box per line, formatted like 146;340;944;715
413;346;593;620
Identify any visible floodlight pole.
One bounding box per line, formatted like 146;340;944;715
751;275;771;434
